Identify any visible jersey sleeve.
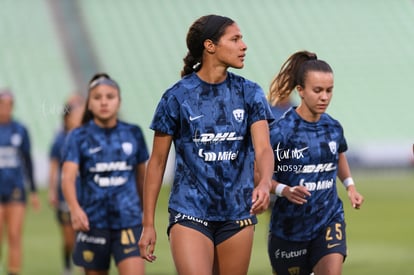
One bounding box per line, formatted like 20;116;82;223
338;127;348;153
49;133;61;160
20;125;36;192
150;90;180;135
246;82;275;127
62;129;81;164
133;126;149;164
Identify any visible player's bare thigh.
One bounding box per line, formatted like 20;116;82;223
313;253;343;275
214;225;254;275
169;223;215;275
5;202;25;237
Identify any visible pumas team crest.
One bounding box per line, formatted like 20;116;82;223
328;141;337;154
122;142;133;155
11;133;22;146
232;109;244;123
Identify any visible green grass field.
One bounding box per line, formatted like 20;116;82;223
4;169;413;274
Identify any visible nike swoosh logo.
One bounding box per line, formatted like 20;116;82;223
327;243;341;249
88;147;102;154
123;247;137;254
189;115;204;121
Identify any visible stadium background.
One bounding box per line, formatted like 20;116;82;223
1;0;413;186
0;1;413;274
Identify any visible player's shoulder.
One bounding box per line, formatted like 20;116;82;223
154;75;199;111
227;71;260;89
71;124;87;134
9;119;28;132
7;120;32;141
52;127;64;137
117;120;142;131
227;71;250;82
271;108;296;126
52;128;66;143
67;123;90;141
269;108;298;140
320;113;343;128
163;74;194;94
117;120;145;137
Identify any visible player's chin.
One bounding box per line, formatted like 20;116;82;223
313;108;326;115
316;105;328;112
231;60;244;69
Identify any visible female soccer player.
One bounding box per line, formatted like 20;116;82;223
267;51;364;275
139;14;274;275
61;74;149;275
0;89;40;275
48;94;84;275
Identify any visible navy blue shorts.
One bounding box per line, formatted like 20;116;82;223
168;209;257;246
73;226;142;270
268;220;347;275
0;186;26;204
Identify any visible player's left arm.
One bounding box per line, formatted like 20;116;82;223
250;120;274;214
21;127;40;211
338;152;364;209
135;162;146;209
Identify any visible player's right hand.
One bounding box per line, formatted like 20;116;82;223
138;226;157;262
71;207;90;231
284;185;311;205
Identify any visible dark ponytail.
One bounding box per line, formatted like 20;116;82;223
181;14;234;77
268;50;332;106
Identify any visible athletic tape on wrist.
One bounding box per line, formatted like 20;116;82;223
275;183;287;197
342;177;355;188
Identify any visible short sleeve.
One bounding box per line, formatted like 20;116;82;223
150;91;180;135
246;83;275;126
338;128;348;153
49;133;61;160
62;129;81;164
133;126;149;164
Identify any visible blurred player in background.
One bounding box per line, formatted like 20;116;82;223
0;88;40;275
139;14;274;275
48;94;84;275
267;51;364;275
267;89;294;119
61;73;148;275
266;87;294;215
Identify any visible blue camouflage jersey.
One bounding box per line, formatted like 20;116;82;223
50;130;66;204
0;120;35;195
62;120;149;229
151;72;273;221
50;129;80;208
269;107;347;241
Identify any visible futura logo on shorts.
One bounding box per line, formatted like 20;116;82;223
174;212;208;226
274;248;307;259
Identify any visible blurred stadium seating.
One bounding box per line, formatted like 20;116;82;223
0;0;413;186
